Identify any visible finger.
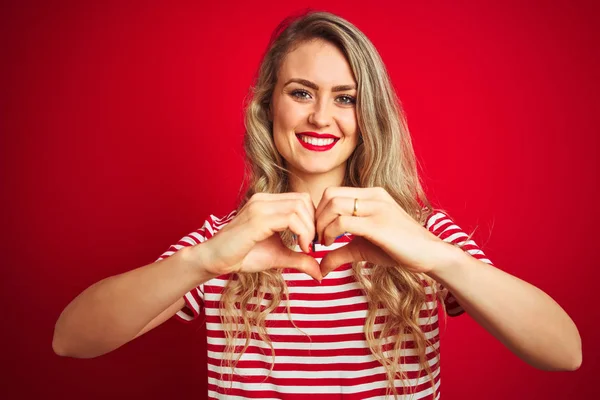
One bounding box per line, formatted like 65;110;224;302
316;186;382;220
254;192;314;222
320;237;396;277
276;211;313;254
317;199;379;244
273;248;322;282
258;194;315;246
319;239;362;277
322;214;370;247
253;199;314;252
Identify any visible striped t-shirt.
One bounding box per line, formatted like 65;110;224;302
155;209;494;399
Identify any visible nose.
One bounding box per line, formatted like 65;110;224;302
308;98;332;128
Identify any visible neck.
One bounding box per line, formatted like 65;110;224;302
287;164;346;209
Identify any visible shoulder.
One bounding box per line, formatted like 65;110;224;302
201;209;238;238
422;208;470;241
423;209;452;232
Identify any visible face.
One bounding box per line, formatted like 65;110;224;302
270;39;359;180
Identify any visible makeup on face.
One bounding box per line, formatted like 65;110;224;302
295;131;340;152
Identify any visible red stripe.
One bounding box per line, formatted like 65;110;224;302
204;315;440;331
207;360;439;385
206;330;441;349
204;288;367;302
284;274;357;287
207;331;440;354
203;301;438;321
208;387;438;400
206;337;440;357
208;385;438;400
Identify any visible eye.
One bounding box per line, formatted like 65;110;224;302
290;89;312;100
336;95;356;105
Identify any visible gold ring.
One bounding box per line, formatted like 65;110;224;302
352;198;359;217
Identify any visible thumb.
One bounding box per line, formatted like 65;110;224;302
320;240;360;278
277;249;322;282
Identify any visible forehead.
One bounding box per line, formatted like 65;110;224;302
278;39;356;86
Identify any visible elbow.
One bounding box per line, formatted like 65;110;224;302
52;327;115;359
52;336;96;359
563;329;583;371
549;351;582;372
52;328;85;358
549;319;583;371
52;329;71;357
540;337;583;372
52;337;67;357
564;348;583;371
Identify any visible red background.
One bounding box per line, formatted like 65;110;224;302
2;0;598;399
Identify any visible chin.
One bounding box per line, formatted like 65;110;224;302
302;162;343;175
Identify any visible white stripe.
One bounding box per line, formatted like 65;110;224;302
184;291;201;314
282;267;355;281
206;337;440;354
205;279;365;294
208;382;441;400
432;218;452;232
363;377;441;400
175;310;193;321
291;240;351;252
205;307;438;326
204;308;380;320
204;293;437;311
207;393;279;400
207;355;439;377
437;223;462;233
426;212;446;229
467;249;484;256
208;353;436;369
179;236;198;246
188;231;207;243
443;232;469;243
207;366;439;394
205;280;437;295
205;220;215;236
282;282;363;294
206;324;440;340
204;292;363;307
194;286;204;301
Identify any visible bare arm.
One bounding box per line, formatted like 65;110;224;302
53;192;321;359
427;244;582;371
52;244;215;359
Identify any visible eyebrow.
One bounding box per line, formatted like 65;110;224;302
283;78;356;92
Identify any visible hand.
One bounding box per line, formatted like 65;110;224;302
199;192;322;281
316;186;446;277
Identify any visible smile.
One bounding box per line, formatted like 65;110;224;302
296;134;339;152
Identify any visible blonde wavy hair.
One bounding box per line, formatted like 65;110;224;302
220;10;458;399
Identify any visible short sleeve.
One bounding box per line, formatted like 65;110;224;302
426;210;495;317
154;218;215;323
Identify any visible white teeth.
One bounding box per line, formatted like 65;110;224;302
299;135;335;146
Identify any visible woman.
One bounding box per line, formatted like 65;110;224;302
53;11;582;399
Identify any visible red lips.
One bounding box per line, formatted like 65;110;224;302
296;131;340;139
295;133;339;152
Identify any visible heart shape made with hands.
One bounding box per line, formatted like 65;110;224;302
318;235;399;278
304;190;405;279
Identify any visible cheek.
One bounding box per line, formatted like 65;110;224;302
272;101;297;152
274;100;304;131
339;111;359;138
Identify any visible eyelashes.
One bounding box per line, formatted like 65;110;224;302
290;89;356;105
